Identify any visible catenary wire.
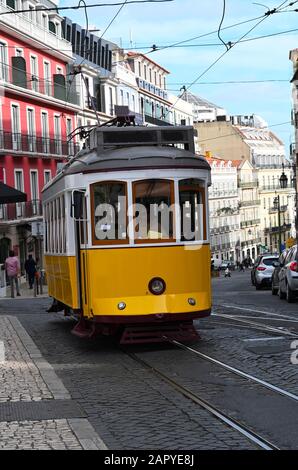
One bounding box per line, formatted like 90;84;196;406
218;0;230;51
100;0;129;39
0;0;173;16
164;0;293;119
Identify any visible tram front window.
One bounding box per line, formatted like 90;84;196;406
91;181;128;244
133;179;174;241
179;179;206;242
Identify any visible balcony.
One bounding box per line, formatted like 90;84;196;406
269;205;288;214
241;219;261;228
240;200;261;207
241;237;262;247
144;114;172;127
0;131;80;158
264;224;292;234
0;200;42;222
239;181;258;188
0;2;72;59
0;61;80;106
260;183;295;191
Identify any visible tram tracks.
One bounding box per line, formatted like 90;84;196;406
125;350;278;450
211;304;298;338
123;313;298;450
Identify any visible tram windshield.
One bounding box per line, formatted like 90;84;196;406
133;179;174;242
91;181;128;244
179;179;206;242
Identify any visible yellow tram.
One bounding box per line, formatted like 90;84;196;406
42;125;212;343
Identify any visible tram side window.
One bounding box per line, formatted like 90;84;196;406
44;196;67;254
91;181;128;244
133;179;174;242
179;179;206;242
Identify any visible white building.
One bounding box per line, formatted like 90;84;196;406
207;157;240;262
181;91;227;123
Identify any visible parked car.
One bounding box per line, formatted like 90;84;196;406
277;245;298;303
271;250;288;296
251;253;274;286
253;254;279;290
220;261;236;271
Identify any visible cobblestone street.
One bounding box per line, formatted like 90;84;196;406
1;271;298;450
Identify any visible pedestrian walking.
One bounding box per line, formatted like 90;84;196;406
5;250;21;298
25;254;37;290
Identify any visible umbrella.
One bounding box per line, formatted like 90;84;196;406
0;182;27;203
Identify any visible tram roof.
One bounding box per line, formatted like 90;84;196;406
63;145;211;175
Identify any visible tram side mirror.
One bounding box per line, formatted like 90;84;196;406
71;191;84;219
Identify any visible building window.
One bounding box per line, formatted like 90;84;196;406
30;56;38;92
44;171;51;185
66;118;74;155
144;65;147;80
44;62;51;95
0;42;8;81
11;104;21;150
27;108;35;152
41;112;49;153
120;89;124;105
54;115;61;154
30;171;39;214
138;62;141;77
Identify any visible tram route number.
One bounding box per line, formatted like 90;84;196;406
104;454;195;467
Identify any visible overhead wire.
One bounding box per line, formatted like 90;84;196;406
218;0;230;51
164;0;295;118
0;0;174;16
100;0;129;39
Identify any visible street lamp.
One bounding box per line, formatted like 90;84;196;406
273;165;289;254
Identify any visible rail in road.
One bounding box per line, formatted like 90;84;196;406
125;350;278;450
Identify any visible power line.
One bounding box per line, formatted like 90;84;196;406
218;0;230;51
100;0;129;39
165;0;292;119
0;0;173;16
167;79;289;85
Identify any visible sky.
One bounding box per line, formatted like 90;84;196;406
59;0;298;154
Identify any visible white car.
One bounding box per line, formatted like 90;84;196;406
278;245;298;302
255;254;279;290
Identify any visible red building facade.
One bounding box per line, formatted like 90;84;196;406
0;1;79;268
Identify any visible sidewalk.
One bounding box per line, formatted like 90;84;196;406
4;277;48;299
0;314;107;450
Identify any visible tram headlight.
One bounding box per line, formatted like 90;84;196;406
149;278;166;296
188;298;196;306
118;302;126;310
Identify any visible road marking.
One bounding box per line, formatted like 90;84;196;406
229;315;298;324
243;337;285;342
0;341;5;363
214;304;296;321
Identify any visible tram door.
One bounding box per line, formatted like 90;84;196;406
73;191;90;315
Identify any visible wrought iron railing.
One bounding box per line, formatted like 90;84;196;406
0;61;80;106
0;200;42;222
0;131;79;157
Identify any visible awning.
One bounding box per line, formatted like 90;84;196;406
0;182;27;203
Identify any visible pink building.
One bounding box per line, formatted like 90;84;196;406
0;0;79;268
